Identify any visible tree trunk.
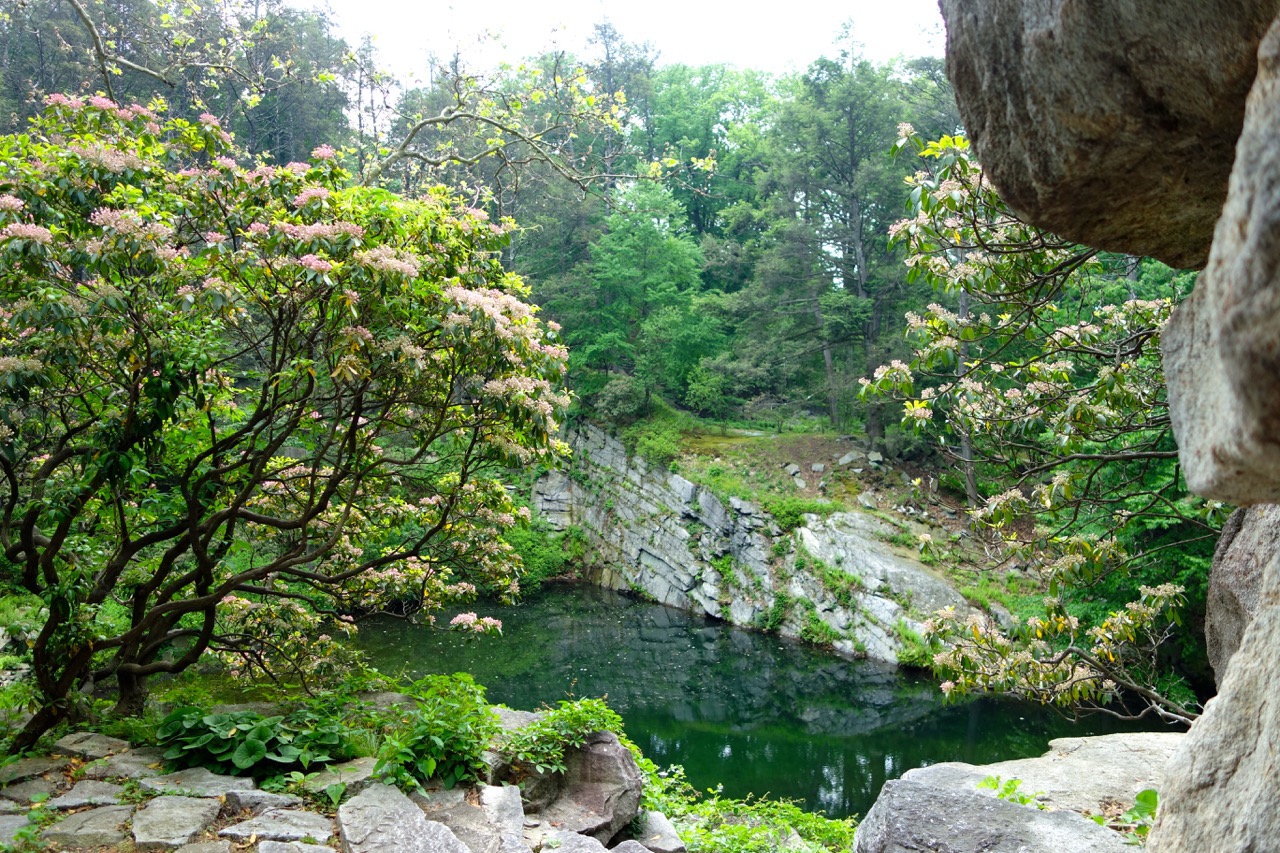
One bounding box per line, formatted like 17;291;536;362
113;671;148;718
814;303;840;427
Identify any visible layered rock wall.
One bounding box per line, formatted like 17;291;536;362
534;425;968;663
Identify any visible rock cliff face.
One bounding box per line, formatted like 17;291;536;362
937;2;1280;850
534;425;968;664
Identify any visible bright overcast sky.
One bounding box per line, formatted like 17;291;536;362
312;0;945;85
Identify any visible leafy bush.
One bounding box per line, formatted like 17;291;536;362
157;706;342;776
762;497;838;533
502;697;624;775
503;523;586;591
798;612;844;648
374;674;498;791
893;620;938;670
592;375;649;425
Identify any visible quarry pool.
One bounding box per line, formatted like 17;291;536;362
356;583;1169;818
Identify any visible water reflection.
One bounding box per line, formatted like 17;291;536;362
357;583;1162;817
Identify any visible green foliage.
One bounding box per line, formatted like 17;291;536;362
798;611;843;648
1091;788;1158;843
893;620;937;670
977;775;1045;809
373;674;498;792
592;376;650;426
502;697;624;775
637;762;857;853
816;561;862;609
503;523;585;591
157;706;343;776
761;593;792;633
762;498;838;534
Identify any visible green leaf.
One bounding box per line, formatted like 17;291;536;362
231;738;268;770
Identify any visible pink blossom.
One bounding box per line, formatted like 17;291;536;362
298;254;331;273
204;231;228;245
1;223;53;244
0;196;24;213
292;187;330;208
44;93;82;108
88;95;117;110
198;112;221;127
311;144;337;160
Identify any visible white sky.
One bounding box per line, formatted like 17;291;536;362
313;0;945;85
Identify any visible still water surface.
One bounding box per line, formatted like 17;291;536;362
356;583;1163;817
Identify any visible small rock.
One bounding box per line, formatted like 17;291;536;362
784;463;801;476
134;795;221;849
0;814;33;847
81;745;167;780
0;756;67;786
53;731;132;760
637;810;686;853
856;493;879;510
259;843;335;853
794;477;807;490
541;830;608;852
223;789;303;814
541;730;642;844
867;451;884;464
304;756;378;797
339;782;469;853
49;780;124;809
0;801;20;815
612;842;653;853
42;804;134;847
811;463;826;474
219;807;333;843
142;767;257;797
174;843;232;853
837;450;864;466
0;777;55;804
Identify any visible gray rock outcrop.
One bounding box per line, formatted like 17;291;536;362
939;1;1280;850
939;0;1280;270
133;796;221;848
540;730;643;844
906;732;1180;815
1204;506;1280;682
854;778;1131;853
338;782;469;853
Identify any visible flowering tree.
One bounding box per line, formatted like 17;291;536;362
0;95;569;749
862;130;1222;721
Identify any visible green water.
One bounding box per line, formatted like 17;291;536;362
356;583;1169;818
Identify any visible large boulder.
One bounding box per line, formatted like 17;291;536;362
906;732;1181;816
1150;548;1280;851
1162;22;1280;504
939;0;1280;269
540;731;643;844
1204;506;1280;682
853;778;1131;853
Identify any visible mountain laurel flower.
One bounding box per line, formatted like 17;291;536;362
311;144;337;160
1;223;53;244
292;186;330;208
0;195;24;212
204;231;228;245
298;254;331;273
198;113;221;127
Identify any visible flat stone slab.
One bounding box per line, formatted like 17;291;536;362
542;830;609;852
224;789;303;814
0;756;66;785
82;745;167;780
612;842;652;853
49;779;124;808
175;843;232;853
339;782;469;853
42;804;134;847
259;843;336;853
219;807;333;843
54;731;132;759
0;814;33;846
0;777;56;804
0;801;20;815
142;767;257;797
134;795;221;849
304;756;378;797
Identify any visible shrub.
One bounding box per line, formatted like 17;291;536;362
374;674;498;791
502;697;624;775
762;497;838;533
157;706;343;776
